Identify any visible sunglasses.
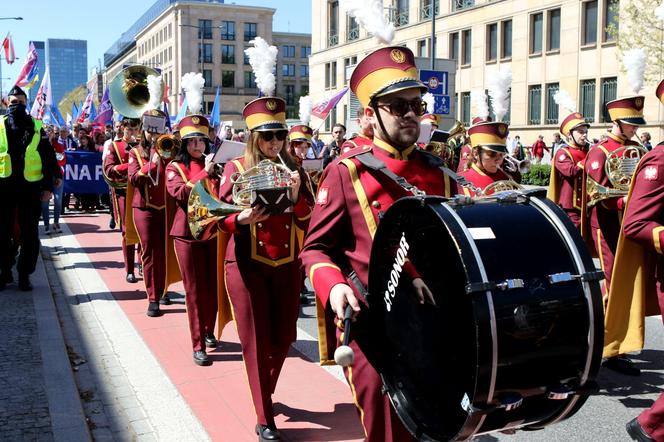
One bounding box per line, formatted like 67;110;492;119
260;130;288;142
376;99;427;117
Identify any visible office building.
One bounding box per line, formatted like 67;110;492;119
47;39;88;105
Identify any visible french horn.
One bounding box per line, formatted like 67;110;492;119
586;145;646;207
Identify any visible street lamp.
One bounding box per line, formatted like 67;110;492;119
0;17;23;20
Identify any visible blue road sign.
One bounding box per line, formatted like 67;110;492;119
420;70;448;95
435;96;450;115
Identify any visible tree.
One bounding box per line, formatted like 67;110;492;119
58;85;88;119
607;0;664;85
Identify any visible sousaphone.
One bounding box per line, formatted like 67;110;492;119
109;65;163;118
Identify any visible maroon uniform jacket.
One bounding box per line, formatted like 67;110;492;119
103;140;130;189
128;147;169;209
165;158;214;239
341;133;373;153
459;163;514;196
551;144;587;211
456;143;472;173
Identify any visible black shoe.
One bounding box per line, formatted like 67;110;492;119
300;292;310;305
626;417;655;441
109;219;116;230
159;294;172;305
255;424;281;441
146;302;162;317
204;333;218;348
193;350;211;366
126;273;138;283
18;274;32;291
603;356;641;376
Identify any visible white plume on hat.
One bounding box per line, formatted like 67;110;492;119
487;66;512;122
553;89;576;115
423;93;435;114
623;48;647;94
340;0;395;45
245;37;278;97
181;72;205;115
299;95;312;126
656;0;664;21
470;90;489;121
146;75;163;111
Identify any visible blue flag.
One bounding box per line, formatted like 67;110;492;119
94;87;113;125
209;86;220;128
71;102;78;121
88;101;97;122
175;96;188;124
51;104;65;126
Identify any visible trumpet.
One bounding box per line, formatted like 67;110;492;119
503;156;531;174
155;134;180;160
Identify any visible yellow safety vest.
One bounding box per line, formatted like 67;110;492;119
0;116;43;181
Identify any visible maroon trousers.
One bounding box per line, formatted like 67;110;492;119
174;237;218;352
114;191;135;274
589;206;621;294
224;258;301;427
133;207;166;303
564;209;581;230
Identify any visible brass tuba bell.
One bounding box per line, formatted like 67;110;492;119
188;181;244;240
109;65;163;118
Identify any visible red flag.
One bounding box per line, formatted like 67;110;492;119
311;87;349;120
2;33;15;64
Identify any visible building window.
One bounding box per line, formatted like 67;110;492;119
221;45;235;64
501;20;512;59
604;0;619;42
392;0;410;27
545;83;559;125
583;1;598;45
300;64;309;77
417;39;428;57
169;47;172;61
548;9;561;51
601;77;617;122
347;16;359;41
530;12;543;54
420;0;439;20
198;19;212;39
282;64;295;77
329;1;339;47
461;92;471;125
199;43;212;63
580;79;596;123
168;24;172;39
528;85;542;125
244;71;256;89
221;21;235;40
301;46;311;58
222;70;235;88
452;0;474;12
461;29;471;65
450;32;459;61
343;56;357;83
282;45;295;58
329;61;337;88
285;85;295;106
244;22;257;42
244;48;250;65
203;69;212;87
486;23;497;61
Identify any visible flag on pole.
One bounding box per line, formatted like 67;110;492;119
77;92;93;123
71;102;79;121
88;101;97;123
209;86;220;128
15;42;39;87
94;87;113;125
30;66;52;120
311;87;349;120
51;104;65;126
66;112;72;127
2;33;15;64
175;96;188;123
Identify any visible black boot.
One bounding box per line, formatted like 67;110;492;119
146;302;162;317
126;273;138;283
159;293;172;305
204;333;218;348
193;350;211;366
18;274;33;291
603;355;641;376
626;417;655;441
255;424;281;441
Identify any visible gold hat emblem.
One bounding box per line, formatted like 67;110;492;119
302;127;309;133
498;125;507;136
192;116;200;124
390;49;406;64
266;100;277;111
635;97;643;108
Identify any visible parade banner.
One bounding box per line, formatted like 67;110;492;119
63;151;109;194
311;87;349;120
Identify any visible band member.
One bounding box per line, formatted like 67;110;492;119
0;85;57;291
457;116;485;173
103;118;141;283
547;112;590;229
301;46;457;442
166;115;219;366
420;113;439;131
459;121;519;197
341;107;374;152
128;109;181;317
218;97;313;441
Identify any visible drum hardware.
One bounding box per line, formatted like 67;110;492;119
546;380;599;400
548;271;605;285
333;304;355;367
465;278;524;294
461;392;524;415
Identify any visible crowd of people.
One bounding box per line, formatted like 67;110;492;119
4;39;664;441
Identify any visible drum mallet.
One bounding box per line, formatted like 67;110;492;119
334;304;355;367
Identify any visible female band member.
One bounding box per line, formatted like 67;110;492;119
460;121;520;196
128;109;180;317
218;97;313;441
165;115;219;366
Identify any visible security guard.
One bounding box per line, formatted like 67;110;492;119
0;85;57;291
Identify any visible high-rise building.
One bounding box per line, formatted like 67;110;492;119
27;41;46;103
47;39;87;105
104;0;311;127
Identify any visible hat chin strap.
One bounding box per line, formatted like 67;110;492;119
370;100;409;152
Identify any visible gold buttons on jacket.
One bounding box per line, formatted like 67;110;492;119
285;224;290;230
258;241;264;247
284;244;289;249
372;200;381;209
257;223;263;228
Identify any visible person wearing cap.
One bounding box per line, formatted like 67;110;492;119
459;121;519;196
599;80;664;440
217;96;313;441
585;95;646;377
300;46;458;442
0;85;58;291
547;112;590;229
128;109;181;317
342;107;374;153
166;115;220;366
103;118;141;283
457;116;487;173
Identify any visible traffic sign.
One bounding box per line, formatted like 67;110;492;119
420;70;448;95
435;96;450;115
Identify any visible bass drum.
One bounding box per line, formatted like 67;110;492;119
366;193;603;441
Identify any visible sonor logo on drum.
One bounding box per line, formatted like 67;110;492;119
383;233;410;312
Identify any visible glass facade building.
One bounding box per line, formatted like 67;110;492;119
46;39;87;105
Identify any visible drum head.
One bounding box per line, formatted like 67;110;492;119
367;196;478;441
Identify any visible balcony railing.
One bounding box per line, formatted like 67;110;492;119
420;2;439;20
452;0;474;12
385;8;409;27
328;34;339;47
347;27;359;41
